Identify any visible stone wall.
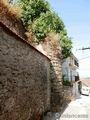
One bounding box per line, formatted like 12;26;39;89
63;85;74;102
0;21;51;120
32;34;65;112
0;16;25;38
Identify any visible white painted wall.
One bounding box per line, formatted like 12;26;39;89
62;56;79;99
62;56;78;82
62;57;70;80
73;82;79;99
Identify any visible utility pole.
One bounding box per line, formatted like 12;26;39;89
76;46;90;51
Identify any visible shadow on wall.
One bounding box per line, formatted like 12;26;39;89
0;21;51;120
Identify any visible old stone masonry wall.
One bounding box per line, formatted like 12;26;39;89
34;34;65;112
63;85;74;102
0;22;51;120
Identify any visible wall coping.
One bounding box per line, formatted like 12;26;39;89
0;20;51;61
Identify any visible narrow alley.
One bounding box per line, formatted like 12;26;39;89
43;94;90;120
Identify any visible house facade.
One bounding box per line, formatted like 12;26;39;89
62;53;79;82
62;53;80;98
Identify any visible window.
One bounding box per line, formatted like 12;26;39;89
74;60;79;67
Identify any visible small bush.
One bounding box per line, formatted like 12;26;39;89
63;79;72;87
62;75;72;86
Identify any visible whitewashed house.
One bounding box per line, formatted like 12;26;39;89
62;53;80;98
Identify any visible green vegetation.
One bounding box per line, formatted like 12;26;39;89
63;79;72;87
17;0;72;59
51;78;54;83
62;74;72;86
18;0;50;28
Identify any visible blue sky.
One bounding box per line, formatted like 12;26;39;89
47;0;90;78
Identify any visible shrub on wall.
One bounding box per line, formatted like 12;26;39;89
18;0;72;59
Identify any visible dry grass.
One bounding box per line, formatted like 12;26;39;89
25;26;62;54
0;0;21;20
45;33;61;50
25;26;34;41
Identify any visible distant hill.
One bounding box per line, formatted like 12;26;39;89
85;77;90;79
80;77;90;80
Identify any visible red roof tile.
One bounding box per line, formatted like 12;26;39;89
79;79;90;87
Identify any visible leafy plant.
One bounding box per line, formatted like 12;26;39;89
60;33;72;59
18;0;50;28
62;74;72;86
18;0;73;59
63;79;72;87
62;74;66;81
26;11;65;42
